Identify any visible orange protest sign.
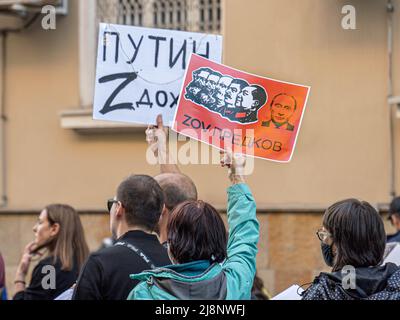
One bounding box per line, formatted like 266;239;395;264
172;54;311;162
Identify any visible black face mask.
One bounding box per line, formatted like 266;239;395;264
321;242;334;267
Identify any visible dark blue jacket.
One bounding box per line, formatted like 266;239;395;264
387;231;400;243
302;263;400;300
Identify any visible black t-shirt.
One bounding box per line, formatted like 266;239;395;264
13;256;79;300
72;230;171;300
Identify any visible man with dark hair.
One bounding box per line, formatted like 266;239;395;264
72;175;171;300
262;93;297;131
146;115;199;246
231;84;267;123
387;197;400;243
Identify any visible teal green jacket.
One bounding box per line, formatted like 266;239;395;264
127;183;259;300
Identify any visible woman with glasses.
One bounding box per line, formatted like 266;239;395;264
13;204;89;300
302;199;400;300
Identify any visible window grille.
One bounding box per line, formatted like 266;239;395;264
96;0;221;34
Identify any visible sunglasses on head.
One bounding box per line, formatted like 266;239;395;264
107;199;119;212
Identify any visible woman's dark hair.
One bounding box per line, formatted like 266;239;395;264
323;199;386;272
167;200;227;264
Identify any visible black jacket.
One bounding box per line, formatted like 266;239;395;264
72;230;171;300
13;256;79;300
302;263;400;300
387;231;400;243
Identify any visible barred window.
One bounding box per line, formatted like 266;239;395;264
199;0;221;32
96;0;221;34
119;0;144;26
153;0;187;31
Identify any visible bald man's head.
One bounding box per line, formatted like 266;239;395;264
154;173;198;211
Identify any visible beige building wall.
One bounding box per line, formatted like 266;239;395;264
225;0;400;207
1;0;400;297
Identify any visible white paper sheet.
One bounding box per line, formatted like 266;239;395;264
271;285;304;300
54;288;74;300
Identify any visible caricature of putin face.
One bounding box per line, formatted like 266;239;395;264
270;94;296;124
235;85;267;112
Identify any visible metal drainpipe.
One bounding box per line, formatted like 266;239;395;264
387;0;396;200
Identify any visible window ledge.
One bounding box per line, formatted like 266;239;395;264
59;108;146;134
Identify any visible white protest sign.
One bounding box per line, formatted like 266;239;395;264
93;23;223;126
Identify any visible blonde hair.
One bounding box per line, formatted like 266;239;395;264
45;204;89;271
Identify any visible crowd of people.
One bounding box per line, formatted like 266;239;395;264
1;114;400;300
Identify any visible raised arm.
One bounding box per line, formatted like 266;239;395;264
146;114;180;174
220;151;259;300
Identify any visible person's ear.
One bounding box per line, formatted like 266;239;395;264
115;202;124;219
50;223;60;237
159;205;169;222
252;100;260;108
162;204;168;216
331;243;337;256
